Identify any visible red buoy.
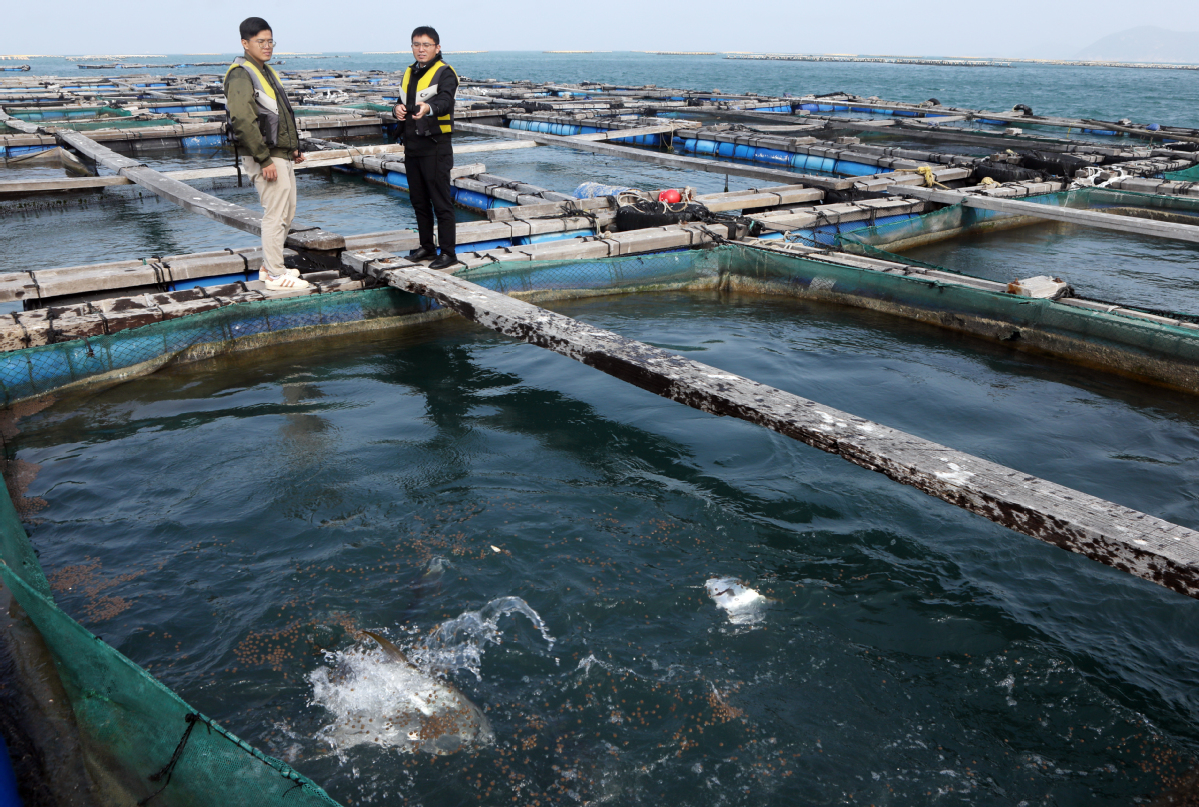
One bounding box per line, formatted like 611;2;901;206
658;189;682;204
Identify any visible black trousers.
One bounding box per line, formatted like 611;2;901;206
406;150;456;254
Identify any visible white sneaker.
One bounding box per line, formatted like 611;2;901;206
264;273;313;291
259;267;301;281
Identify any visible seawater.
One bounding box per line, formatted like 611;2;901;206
11;292;1199;805
3;53;1198;272
5;53;1199;804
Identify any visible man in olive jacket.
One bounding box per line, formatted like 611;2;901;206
392;26;459;270
224;17;310;290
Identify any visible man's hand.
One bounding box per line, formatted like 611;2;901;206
293;149;305;164
393;103;407;118
412;102;432;119
261;161;278;182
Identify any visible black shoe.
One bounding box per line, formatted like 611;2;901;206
427;252;460;271
407;246;436;261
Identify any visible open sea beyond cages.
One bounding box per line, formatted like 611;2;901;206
3;53;1199;805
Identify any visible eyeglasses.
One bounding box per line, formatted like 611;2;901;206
251;39;276;47
411;41;437;50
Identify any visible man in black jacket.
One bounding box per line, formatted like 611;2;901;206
393;26;459;270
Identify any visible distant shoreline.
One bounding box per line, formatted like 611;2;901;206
3;51;1197;69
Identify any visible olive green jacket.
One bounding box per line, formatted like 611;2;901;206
224;57;299;165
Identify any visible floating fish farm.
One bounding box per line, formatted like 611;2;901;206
2;64;1199;805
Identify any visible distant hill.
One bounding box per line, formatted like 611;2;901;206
1074;26;1199;64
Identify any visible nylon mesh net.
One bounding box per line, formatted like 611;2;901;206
1163;164;1199;183
0;462;342;805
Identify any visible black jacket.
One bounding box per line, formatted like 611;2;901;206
402;57;458;152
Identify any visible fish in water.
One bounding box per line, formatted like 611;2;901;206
309;628;494;756
705;577;769;625
362;629;493;755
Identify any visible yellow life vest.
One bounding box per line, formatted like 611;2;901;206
224;57;286;145
401;60;456;135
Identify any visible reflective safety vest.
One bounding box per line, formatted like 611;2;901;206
224;56;286;145
401;60;456;135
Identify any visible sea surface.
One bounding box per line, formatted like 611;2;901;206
12;292;1199;805
4;54;1199;805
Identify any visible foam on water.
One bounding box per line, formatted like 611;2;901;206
308;596;554;756
705;577;769;625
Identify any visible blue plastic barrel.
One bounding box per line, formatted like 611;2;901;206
523;228;594;245
453;188;492;211
171;272;248;292
458;237;513;252
754;147;791;165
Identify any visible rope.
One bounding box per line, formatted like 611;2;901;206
916;165;948;189
138;713;202;805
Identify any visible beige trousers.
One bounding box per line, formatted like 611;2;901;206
243;156;296;273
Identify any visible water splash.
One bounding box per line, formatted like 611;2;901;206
308;596;553;756
705;577;769;625
412;595;556;679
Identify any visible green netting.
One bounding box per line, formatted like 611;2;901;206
0;287;424;406
1164;163;1199;182
58;117;192;131
0;511;342;805
838;186;1199;258
0;252;721;408
455;247;722;294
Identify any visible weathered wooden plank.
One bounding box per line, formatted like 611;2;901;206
342;214;607;254
852;166;974;192
453;140;543;154
1109;176;1199;198
350;254;1199;600
0;175;128;194
892;185;1199;243
695;184;824;211
571;123;684;142
55;129;344;252
485;196;617;222
0;106;42;134
751;198;926;230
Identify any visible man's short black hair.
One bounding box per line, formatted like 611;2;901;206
411;26;440;45
240;17;272;41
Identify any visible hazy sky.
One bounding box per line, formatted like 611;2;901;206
3;0;1196;57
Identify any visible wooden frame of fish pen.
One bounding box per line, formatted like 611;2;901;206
3;66;1199;804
